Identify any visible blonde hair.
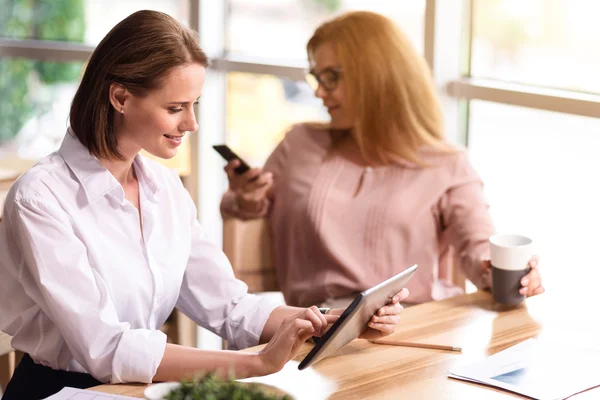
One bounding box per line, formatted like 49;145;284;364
307;11;450;166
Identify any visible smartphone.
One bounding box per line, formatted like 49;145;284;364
212;144;251;175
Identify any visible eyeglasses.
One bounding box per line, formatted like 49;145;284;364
305;67;343;92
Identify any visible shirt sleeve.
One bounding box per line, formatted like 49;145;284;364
219;190;271;220
6;198;167;383
437;153;496;290
178;192;282;350
220;129;290;220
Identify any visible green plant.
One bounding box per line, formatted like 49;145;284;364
165;374;293;400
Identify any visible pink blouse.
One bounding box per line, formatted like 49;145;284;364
221;124;495;306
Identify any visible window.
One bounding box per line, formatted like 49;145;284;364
465;0;600;295
226;72;327;164
0;2;190;169
227;0;426;61
223;1;426;165
471;0;600;94
468;101;600;291
0;0;189;44
0;59;83;159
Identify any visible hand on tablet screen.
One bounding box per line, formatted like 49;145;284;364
297;268;416;370
258;306;339;374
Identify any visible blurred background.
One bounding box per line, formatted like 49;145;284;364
1;0;600;345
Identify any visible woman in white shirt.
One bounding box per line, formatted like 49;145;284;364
0;10;409;399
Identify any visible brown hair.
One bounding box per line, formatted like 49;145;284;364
70;10;209;160
307;11;450;166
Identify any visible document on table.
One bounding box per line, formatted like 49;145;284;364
43;387;139;400
448;338;600;400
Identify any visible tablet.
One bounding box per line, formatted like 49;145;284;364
298;264;418;370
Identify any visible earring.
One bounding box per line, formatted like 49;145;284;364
120;108;124;114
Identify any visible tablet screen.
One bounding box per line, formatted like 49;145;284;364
298;264;418;370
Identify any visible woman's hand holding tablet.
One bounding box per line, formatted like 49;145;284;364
299;265;418;370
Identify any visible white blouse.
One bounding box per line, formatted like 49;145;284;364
0;132;281;384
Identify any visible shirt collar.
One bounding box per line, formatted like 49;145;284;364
59;130;162;204
133;154;162;203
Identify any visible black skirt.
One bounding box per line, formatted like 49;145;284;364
2;354;102;399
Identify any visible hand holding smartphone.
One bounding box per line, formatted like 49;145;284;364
212;144;251;174
213;144;272;214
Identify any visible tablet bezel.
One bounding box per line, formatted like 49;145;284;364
298;264;418;370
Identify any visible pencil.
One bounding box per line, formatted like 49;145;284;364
369;339;462;352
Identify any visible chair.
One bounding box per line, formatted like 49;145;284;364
439;244;467;292
222;218;278;293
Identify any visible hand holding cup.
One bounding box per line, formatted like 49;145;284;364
486;234;544;305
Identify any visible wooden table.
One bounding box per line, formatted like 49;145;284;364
92;291;600;399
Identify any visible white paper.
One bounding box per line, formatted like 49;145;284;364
238;360;337;400
448;339;600;400
44;387;139;400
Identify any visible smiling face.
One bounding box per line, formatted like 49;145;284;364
114;63;205;160
310;42;354;130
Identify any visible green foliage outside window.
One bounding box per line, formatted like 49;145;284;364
0;58;35;142
302;0;341;13
0;0;85;142
310;0;341;12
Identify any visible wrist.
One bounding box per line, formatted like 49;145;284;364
234;193;262;213
253;351;274;377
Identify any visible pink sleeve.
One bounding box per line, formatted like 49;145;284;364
219;190;271;220
437;153;495;290
262;130;290;181
220;129;290;220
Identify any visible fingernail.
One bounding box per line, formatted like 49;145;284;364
393;297;399;303
521;279;529;286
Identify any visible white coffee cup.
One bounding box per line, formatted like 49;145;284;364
489;234;533;305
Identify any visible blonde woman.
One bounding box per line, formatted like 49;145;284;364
221;11;544;307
